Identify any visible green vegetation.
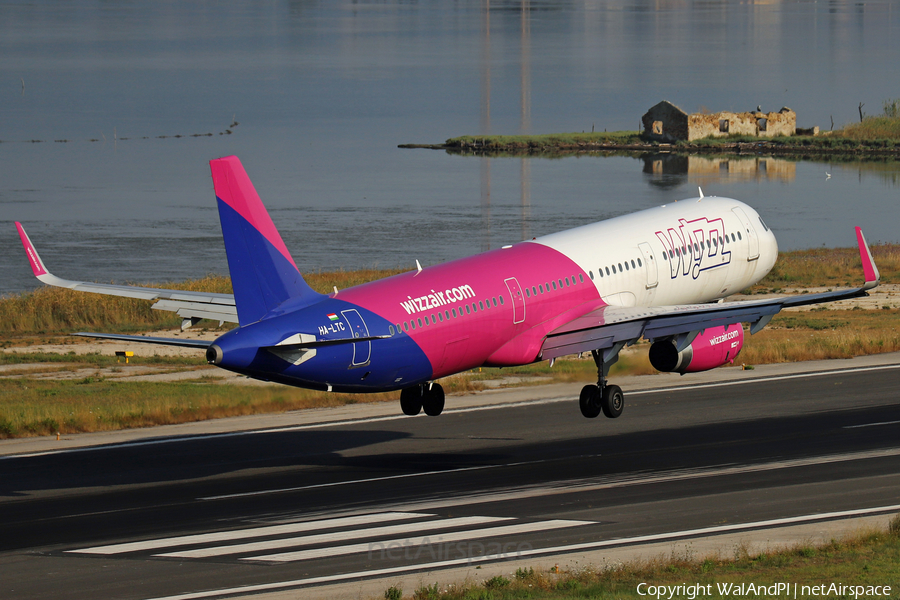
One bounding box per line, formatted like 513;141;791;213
448;131;643;147
384;520;900;600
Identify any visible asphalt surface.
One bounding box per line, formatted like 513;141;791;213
2;355;900;600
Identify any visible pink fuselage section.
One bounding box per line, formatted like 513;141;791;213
336;242;604;378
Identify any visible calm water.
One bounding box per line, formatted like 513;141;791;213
2;1;899;295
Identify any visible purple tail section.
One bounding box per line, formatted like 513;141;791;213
210;156;324;325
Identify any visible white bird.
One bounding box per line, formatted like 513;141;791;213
825;171;831;180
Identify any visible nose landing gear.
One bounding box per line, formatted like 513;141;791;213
399;382;445;416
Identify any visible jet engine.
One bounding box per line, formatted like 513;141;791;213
648;324;744;374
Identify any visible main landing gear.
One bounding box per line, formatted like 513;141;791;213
400;383;445;416
579;346;625;419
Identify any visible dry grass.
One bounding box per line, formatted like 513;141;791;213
752;243;900;291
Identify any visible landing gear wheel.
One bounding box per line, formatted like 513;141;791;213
422;383;445;416
579;384;602;419
400;387;422;416
601;384;624;418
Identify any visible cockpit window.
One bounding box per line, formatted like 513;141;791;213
759;216;769;231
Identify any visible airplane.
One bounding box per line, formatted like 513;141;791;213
15;156;880;419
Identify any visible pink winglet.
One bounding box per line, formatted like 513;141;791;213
15;222;48;277
209;156;299;271
855;226;879;286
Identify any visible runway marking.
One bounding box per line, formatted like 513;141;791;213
844;420;900;429
197;456;597;501
242;519;593;563
139;504;900;600
155;515;512;559
7;362;900;461
67;512;428;555
371;446;900;513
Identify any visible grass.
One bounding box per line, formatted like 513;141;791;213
751;243;900;291
382;519;900;600
446;131;644;149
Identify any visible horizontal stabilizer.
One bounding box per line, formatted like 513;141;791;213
74;332;212;349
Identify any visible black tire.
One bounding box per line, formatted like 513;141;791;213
579;384;601;418
400;387;422;416
422;383;445;416
601;384;624;418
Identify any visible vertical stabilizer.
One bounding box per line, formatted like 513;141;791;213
210;156;323;325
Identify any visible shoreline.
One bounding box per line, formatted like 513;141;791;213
400;133;900;157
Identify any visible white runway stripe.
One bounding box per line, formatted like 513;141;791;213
243;519;594;563
68;512;428;555
156;515;512;559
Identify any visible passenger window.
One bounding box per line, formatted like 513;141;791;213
599;269;604;278
389;325;395;335
558;279;563;288
589;271;594;280
631;260;636;269
539;284;544;293
625;262;630;271
565;277;570;286
552;281;557;290
479;301;484;310
465;305;471;315
618;263;623;272
525;288;531;298
605;267;610;276
438;313;443;322
719;236;723;245
499;296;504;305
445;310;450;319
662;251;668;260
418;318;423;327
492;298;497;307
611;265;616;274
738;231;742;240
731;233;736;242
452;308;457;317
403;322;409;331
579;274;584;283
637;258;642;267
472;302;478;312
532;286;537;295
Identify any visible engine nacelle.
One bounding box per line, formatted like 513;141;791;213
648;324;744;374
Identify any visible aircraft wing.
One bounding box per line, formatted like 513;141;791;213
16;222;238;327
541;227;880;361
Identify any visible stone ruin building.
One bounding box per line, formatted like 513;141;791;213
642;100;797;142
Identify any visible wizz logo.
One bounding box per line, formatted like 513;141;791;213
655;217;731;280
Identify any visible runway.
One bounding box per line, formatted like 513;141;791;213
2;356;900;600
